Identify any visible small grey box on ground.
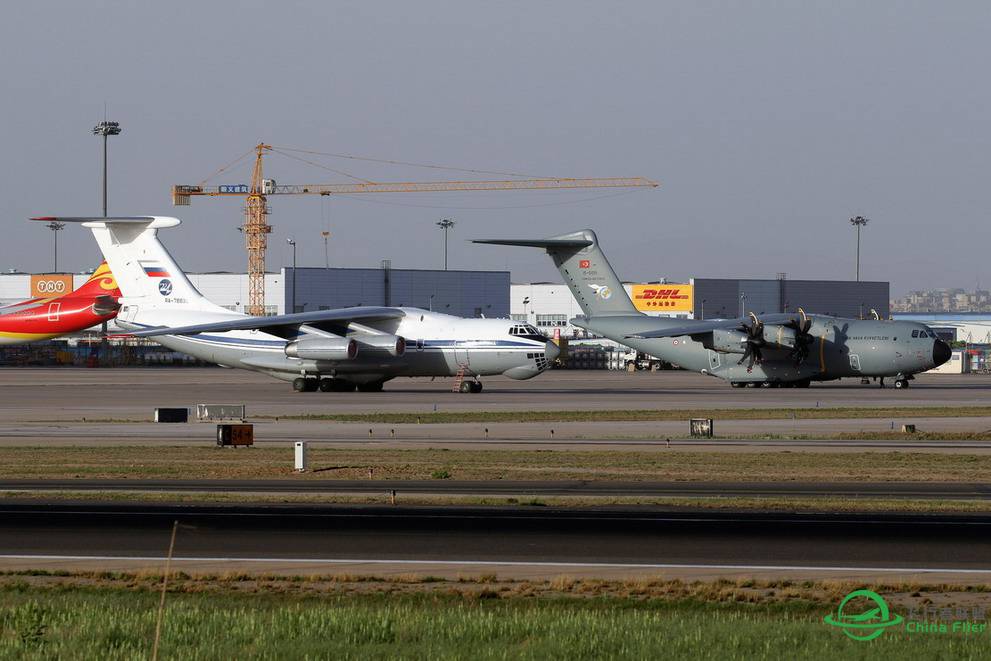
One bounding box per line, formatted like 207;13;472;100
690;418;713;438
154;408;188;423
217;424;254;447
197;404;246;422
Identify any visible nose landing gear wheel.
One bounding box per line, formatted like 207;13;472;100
469;381;483;393
894;379;909;389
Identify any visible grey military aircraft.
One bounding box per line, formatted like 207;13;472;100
475;229;952;388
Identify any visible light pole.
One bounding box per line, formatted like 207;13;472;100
436;219;455;270
287;238;297;313
700;299;705;321
321;231;330;269
523;296;530;320
850;216;869;282
92;121;121;216
739;292;747;317
46;221;65;272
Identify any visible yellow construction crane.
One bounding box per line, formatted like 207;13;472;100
173;143;658;315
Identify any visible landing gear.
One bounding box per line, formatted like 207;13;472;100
318;379;335;392
730;382;745;388
458;380;483;393
357;380;385;393
894;379;910;389
293;377;319;392
794;379;811;388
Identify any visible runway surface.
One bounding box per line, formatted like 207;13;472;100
3;479;990;500
1;502;989;582
0;368;988;423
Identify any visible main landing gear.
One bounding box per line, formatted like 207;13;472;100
293;377;382;393
730;379;810;389
459;380;483;393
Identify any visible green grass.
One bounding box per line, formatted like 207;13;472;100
0;585;987;660
265;405;991;424
1;446;990;482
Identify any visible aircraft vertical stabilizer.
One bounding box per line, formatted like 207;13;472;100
31;216;225;314
474;230;640;318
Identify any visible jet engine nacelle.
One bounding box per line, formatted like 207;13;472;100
701;329;748;355
285;337;358;361
354;334;406;358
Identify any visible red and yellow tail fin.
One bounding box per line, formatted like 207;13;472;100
71;262;120;296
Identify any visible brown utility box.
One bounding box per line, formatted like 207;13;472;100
217;424;254;447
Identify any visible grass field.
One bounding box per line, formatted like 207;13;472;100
266;405;991;424
0;446;990;482
0;576;987;660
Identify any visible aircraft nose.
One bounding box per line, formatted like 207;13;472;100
933;339;952;367
544;340;560;363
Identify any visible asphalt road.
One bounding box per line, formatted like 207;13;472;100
0;368;989;422
3;479;990;500
1;503;989;581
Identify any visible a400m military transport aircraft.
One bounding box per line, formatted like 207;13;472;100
33;216;558;393
476;229;951;389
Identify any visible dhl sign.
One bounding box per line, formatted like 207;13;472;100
631;284;693;312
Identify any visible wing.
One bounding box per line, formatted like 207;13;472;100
129;307;405;339
626;313;803;339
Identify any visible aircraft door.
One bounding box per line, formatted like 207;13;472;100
849;354;861;372
47;302;61;322
708;350;720;370
454;343;469;366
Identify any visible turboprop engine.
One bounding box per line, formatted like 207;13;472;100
701;329;749;354
285;337;358;361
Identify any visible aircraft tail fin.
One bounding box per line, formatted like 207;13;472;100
30;216;223;314
474;230;639;317
68;262;120;298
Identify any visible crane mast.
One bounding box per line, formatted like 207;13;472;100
174;143;658;315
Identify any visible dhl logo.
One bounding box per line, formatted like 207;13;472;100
634;288;689;300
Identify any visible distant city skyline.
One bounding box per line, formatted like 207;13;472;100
2;3;989;295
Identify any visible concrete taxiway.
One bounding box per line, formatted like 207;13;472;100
2;479;989;500
1;502;988;583
0;368;988;423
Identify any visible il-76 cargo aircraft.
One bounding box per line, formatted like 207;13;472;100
33;216;558;393
476;229;951;389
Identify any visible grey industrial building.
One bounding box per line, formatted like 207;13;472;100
692;278;890;320
285;266;510;318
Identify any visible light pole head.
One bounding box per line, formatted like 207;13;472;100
287;238;296;246
92;121;122;137
850;215;869;227
436;219;456;230
46;221;65;232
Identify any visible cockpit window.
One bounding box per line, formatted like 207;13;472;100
510;324;545;341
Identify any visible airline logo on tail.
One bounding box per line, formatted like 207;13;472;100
140;261;170;278
588;284;612;300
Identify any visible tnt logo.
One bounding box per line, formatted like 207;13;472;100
579;260;591;269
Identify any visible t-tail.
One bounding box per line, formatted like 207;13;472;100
30;216;227;315
474;229;640;318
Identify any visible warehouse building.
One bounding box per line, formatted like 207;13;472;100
511;278;890;338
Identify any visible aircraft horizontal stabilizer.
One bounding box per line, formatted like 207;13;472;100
471;238;593;249
129;307;405;338
31;216;181;228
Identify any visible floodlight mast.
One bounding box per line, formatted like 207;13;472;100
92;121;122;217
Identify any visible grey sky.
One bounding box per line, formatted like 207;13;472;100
2;2;988;296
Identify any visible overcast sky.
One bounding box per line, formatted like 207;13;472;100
2;2;988;295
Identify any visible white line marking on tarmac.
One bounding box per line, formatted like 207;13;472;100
1;555;990;574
